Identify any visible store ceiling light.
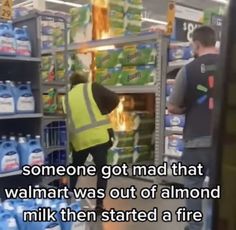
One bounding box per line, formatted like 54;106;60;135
142;18;167;25
212;0;229;4
14;0;32;8
46;0;82;8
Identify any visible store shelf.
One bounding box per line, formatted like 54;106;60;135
0;56;41;63
44;146;66;155
42;81;67;87
0;113;43;120
165;129;183;135
0;170;22;178
167;59;193;73
164;154;182;159
107;85;157;94
42;32;160;55
44;115;66;119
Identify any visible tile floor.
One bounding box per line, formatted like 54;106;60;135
78;176;185;230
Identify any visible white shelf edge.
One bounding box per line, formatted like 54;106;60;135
0;170;22;178
41;32;160;55
106;85;157;94
0;113;43;120
0;56;41;62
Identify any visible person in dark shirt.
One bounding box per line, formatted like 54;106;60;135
69;72;119;214
168;26;218;230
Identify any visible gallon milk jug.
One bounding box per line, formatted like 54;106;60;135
16;81;35;113
14;26;31;57
0;82;15;115
0;212;18;230
19;136;44;166
0;141;20;173
0;21;16;56
4;199;35;230
60;202;86;230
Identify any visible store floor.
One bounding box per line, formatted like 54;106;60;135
78;176;185;230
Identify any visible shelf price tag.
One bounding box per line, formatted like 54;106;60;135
0;0;13;20
166;1;176;36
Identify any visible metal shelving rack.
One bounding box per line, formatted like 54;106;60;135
0;14;43;199
39;12;70;187
56;32;168;182
161;57;187;185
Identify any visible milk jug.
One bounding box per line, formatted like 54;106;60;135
15;82;35;113
0;82;15;115
0;212;18;230
0;21;16;56
18;136;44;166
14;26;31;57
0;141;20;173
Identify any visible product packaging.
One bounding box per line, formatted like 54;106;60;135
95;68;121;85
109;19;125;37
41;15;55;36
125;0;143;15
55;53;66;81
168;42;193;62
108;0;125;13
95;48;123;68
125;13;142;34
70;4;92;43
165;114;185;130
108;0;125;37
41;56;55;82
119;65;156;85
53;28;64;47
165;135;184;157
122;43;157;66
43;88;58;114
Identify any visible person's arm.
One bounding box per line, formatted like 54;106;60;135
92;83;119;115
167;67;187;115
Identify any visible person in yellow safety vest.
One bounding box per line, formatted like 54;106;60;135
66;72;119;214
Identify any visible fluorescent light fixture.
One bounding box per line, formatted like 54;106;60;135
14;0;32;8
142;17;167;25
212;0;229;4
46;0;82;8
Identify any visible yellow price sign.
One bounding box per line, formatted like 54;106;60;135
0;0;13;20
166;1;176;35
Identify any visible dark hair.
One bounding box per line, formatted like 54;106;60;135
192;26;216;47
70;72;88;88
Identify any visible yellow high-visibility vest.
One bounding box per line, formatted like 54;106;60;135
66;83;111;151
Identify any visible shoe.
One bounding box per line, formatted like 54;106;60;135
95;206;107;215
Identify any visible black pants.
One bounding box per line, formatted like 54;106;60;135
70;144;109;207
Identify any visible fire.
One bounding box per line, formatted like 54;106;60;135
110;96;135;132
92;0;109;40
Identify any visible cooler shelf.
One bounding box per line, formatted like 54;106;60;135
0;113;43;120
165;129;183;135
0;170;22;178
0;56;41;63
164;153;182;159
44;146;67;156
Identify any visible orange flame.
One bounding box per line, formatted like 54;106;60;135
110;96;135;132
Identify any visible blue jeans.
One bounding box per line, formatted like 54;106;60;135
182;148;212;230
